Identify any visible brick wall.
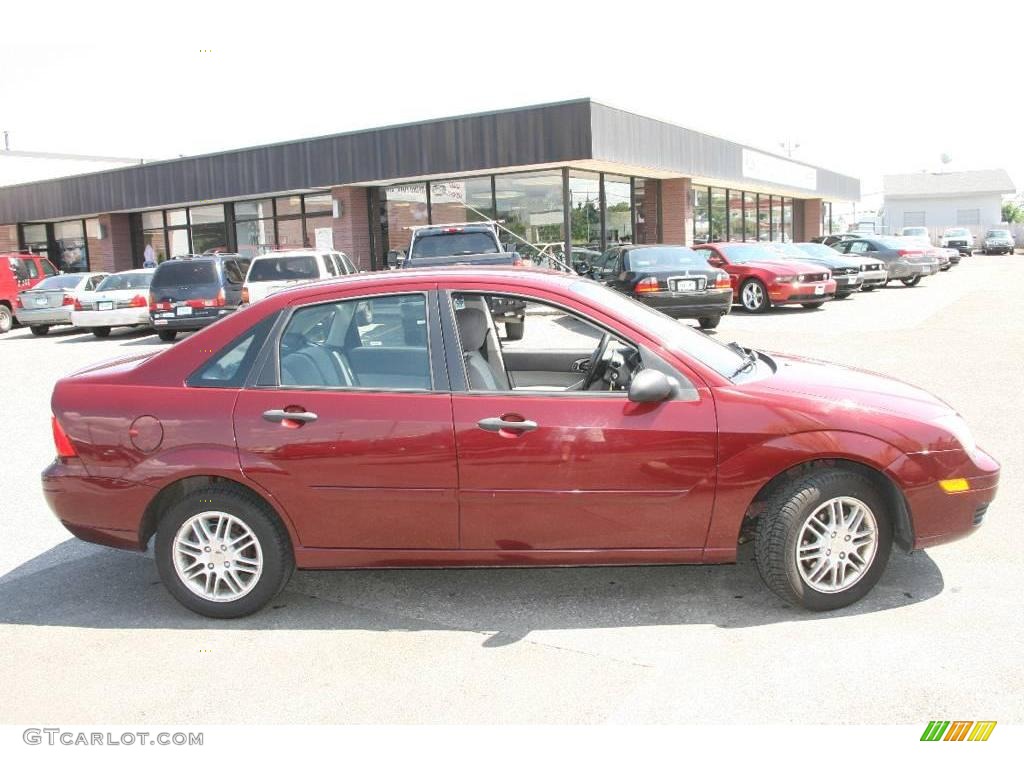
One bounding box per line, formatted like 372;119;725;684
661;178;692;245
331;186;373;271
89;214;134;272
799;198;823;242
0;224;18;252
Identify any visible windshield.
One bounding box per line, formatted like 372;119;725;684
795;243;839;258
568;280;747;379
902;228;928;237
411;231;500;258
33;274;83;290
762;243;808;258
625;246;708;270
986;230;1010;238
96;272;153;291
247;256;319;282
715;244;777;264
944;228;969;236
151;260;217;287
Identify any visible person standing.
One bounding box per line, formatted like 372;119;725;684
143;243;156;268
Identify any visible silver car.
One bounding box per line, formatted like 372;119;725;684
14;272;109;336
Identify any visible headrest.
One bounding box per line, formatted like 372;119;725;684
455;307;489;353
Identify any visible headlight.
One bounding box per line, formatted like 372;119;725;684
774;275;795;283
933;414;977;455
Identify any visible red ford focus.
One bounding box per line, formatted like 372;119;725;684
43;267;999;617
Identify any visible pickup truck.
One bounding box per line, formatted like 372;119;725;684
398;222;526;340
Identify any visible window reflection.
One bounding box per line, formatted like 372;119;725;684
634;179;658;245
430;177;494;224
728;190;744;241
710;188;727;242
693;187;710;244
569;172;600;248
494;171;565;249
54;220;88;272
604;175;632;245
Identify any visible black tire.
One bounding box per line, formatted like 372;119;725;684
155;486;295;619
698;315;721;330
30;325;50;336
91;326;111;338
754;468;893;611
801;301;825;309
861;284;877;292
940;265;951;271
739;278;770;313
0;304;12;334
157;329;177;342
505;320;525;341
835;291;851;300
900;275;921;287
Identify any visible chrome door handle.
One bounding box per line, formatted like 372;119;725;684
477;417;538;433
571;358;591;372
263;409;318;423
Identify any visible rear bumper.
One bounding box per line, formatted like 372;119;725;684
150;308;235;331
637;287;733;318
14;307;72;326
41;459;153;551
71;307;150;328
769;280;837;304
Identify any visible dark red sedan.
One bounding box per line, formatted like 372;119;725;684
43;267;999;617
696;242;838;312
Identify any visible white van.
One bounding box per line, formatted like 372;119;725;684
242;249;357;304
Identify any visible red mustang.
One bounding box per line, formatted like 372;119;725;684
43;267;998;617
696;242;837;312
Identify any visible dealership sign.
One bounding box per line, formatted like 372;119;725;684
742;149;818;191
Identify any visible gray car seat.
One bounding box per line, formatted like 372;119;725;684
456;307;508;391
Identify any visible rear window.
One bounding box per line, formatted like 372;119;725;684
411;231;500;258
247;256;319;282
33;274;83;290
625;247;707;270
151;260;218;287
96;272;153;291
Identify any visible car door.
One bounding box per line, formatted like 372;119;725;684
233;288;459;550
443;288;717;552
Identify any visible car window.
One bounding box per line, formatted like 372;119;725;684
22;259;40;279
223;260;245;284
188;314;278;389
248;256;319;282
97;272;153;291
340;254;357;274
848;241;868;254
40;259;57;277
152;260;217;287
321;254;338;276
34;274;83;290
279;293;431;391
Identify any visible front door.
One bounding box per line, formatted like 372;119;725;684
445;290;717;551
233;291;459;549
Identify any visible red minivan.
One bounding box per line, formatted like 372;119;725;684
0;252;60;333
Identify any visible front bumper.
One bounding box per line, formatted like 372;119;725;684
860;269;888;286
983;243;1014;254
769;279;837;304
14;306;72;326
42;458;154;551
831;274;864;294
71;307;150;328
638;287;733;318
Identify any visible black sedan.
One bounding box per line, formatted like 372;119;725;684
578;244;733;329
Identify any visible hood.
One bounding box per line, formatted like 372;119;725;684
740;259;829;275
754;353;954;422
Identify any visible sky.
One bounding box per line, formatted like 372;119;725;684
3;0;1022;210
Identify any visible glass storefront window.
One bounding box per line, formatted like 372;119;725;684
305;214;332;249
494;171;565;250
430;177;494;225
728;190;744;241
782;198;793;242
693;187;710;244
303;193;333;215
234;199;274;220
168;228;190;257
141;211;164;231
568;172;600;247
710;188;727;242
744;193;758;242
166;209;188;227
276;217;304;248
235;219;273;260
54;220;88;272
603;175;633;245
382;183;428;255
634;179;658;245
757;195;771;241
822;201;833;235
190;205;224;224
22;223;49;258
771;197;782;241
143;230;167;265
275;196;302;218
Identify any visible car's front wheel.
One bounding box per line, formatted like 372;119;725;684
740;279;770;313
861;284;877;292
901;276;922;287
754;468;892;611
155;487;295;618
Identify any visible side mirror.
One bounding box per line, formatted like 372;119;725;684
575;263;591;276
628;368;676;403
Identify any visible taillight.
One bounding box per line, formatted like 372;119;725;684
73;298;83;310
129;294;147;308
897;249;919;257
52;416;78;459
714;271;731;289
61;293;75;306
241;286;250;303
13;295;22;309
634;276;660;294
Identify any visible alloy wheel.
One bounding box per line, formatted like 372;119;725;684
742;282;765;311
172;511;264;602
795;496;878;594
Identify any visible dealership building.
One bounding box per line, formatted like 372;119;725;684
0;99;859;274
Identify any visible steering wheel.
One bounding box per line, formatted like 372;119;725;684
581;332;613;390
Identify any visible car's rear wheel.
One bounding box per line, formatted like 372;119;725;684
155;487;294;618
0;305;12;333
901;276;922;287
30;325;50;336
861;284;877;292
835;292;850;300
157;330;177;342
91;327;111;338
754;468;892;611
801;301;825;309
698;315;721;330
505;320;525;341
740;279;770;313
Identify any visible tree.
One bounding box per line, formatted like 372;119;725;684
1002;200;1024;225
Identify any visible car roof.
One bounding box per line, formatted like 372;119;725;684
251;249;337;259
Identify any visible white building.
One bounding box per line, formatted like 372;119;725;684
882;169;1015;241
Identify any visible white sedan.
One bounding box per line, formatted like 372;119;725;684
71;268;155;338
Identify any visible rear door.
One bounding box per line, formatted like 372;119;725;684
233;287;459;549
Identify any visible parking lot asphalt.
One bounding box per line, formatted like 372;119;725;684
0;255;1021;724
